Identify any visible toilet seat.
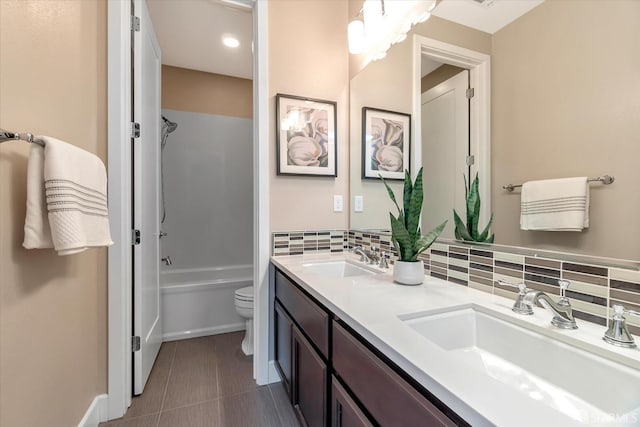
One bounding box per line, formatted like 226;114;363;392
235;286;254;302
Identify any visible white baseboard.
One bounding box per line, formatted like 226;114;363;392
162;322;246;342
78;394;108;427
267;360;282;384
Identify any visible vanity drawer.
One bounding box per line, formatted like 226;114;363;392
333;321;457;427
275;269;330;358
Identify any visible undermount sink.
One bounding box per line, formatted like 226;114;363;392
302;260;378;278
401;307;640;423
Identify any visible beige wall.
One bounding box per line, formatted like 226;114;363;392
269;0;350;231
0;1;107;426
162;65;253;118
350;14;491;230
491;0;640;260
421;64;466;94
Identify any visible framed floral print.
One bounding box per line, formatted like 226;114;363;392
362;107;411;180
276;94;337;177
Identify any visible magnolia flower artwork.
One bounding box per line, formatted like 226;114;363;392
276;94;337;177
362;107;411;180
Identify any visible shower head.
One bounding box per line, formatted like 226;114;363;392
162;116;178;133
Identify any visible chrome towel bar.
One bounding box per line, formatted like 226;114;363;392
503;175;615;192
0;128;45;147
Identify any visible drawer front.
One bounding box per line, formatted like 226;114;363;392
331;376;373;427
333;322;457;427
275;270;329;357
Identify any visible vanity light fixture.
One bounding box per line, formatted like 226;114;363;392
348;0;438;62
222;36;240;48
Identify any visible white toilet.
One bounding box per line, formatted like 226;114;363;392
234;286;254;356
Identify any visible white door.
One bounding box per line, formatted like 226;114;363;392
132;0;162;395
421;70;469;239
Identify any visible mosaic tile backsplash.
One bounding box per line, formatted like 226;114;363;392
272;229;640;335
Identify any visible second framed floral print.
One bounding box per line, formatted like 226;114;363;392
276;94;337;177
362;107;411;180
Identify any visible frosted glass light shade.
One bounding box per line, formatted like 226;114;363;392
348;20;365;54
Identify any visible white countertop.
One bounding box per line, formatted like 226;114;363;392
271;253;640;427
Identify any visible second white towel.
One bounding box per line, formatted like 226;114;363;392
520;177;589;232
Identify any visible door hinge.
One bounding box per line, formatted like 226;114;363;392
132;336;141;352
131;122;140;139
466;87;475;99
132;229;141;245
466;155;475;166
131;16;140;32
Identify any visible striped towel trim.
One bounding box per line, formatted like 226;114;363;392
46;192;107;210
47;200;108;216
45;179;107;201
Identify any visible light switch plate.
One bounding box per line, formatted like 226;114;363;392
333;195;343;212
354;195;364;212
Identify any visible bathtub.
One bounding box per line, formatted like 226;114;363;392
160;264;253;341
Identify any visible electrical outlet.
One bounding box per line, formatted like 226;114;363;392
333;195;343;212
354;195;364;212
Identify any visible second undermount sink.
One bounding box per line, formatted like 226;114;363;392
302;260;378;278
401;307;640;423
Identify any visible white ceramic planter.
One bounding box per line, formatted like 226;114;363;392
393;260;424;285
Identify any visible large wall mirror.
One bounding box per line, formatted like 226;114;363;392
349;0;639;261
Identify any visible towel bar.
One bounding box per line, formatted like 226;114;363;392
503;175;615;192
0;128;45;147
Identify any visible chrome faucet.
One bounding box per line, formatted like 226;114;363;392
497;280;533;315
603;305;639;349
523;279;577;329
352;246;370;263
379;251;390;269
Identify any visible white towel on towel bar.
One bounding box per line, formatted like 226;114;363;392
23;136;113;255
520;177;589;231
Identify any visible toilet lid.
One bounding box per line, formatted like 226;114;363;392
235;286;254;300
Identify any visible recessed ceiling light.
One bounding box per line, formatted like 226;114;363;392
223;36;240;48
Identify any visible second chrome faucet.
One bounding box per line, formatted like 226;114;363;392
499;279;578;329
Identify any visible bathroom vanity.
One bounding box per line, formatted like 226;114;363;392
271;253;640;427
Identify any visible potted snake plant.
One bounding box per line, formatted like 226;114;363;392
381;168;447;285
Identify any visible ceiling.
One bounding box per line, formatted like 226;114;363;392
432;0;544;34
146;0;253;80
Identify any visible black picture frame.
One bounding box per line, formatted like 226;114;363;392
361;107;411;180
276;93;338;177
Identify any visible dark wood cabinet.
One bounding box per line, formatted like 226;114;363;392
275;270;330;358
292;325;327;427
333;321;457;427
273;267;465;427
331;376;373;427
274;301;293;397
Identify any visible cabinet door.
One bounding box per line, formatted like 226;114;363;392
274;301;293;397
331;376;373;427
292;325;327;427
333;322;457;427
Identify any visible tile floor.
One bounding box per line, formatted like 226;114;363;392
100;332;298;427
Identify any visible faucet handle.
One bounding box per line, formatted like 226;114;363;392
498;280;533;315
498;280;526;294
603;305;639;349
557;279;571;307
379;251;390;269
614;304;640;318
